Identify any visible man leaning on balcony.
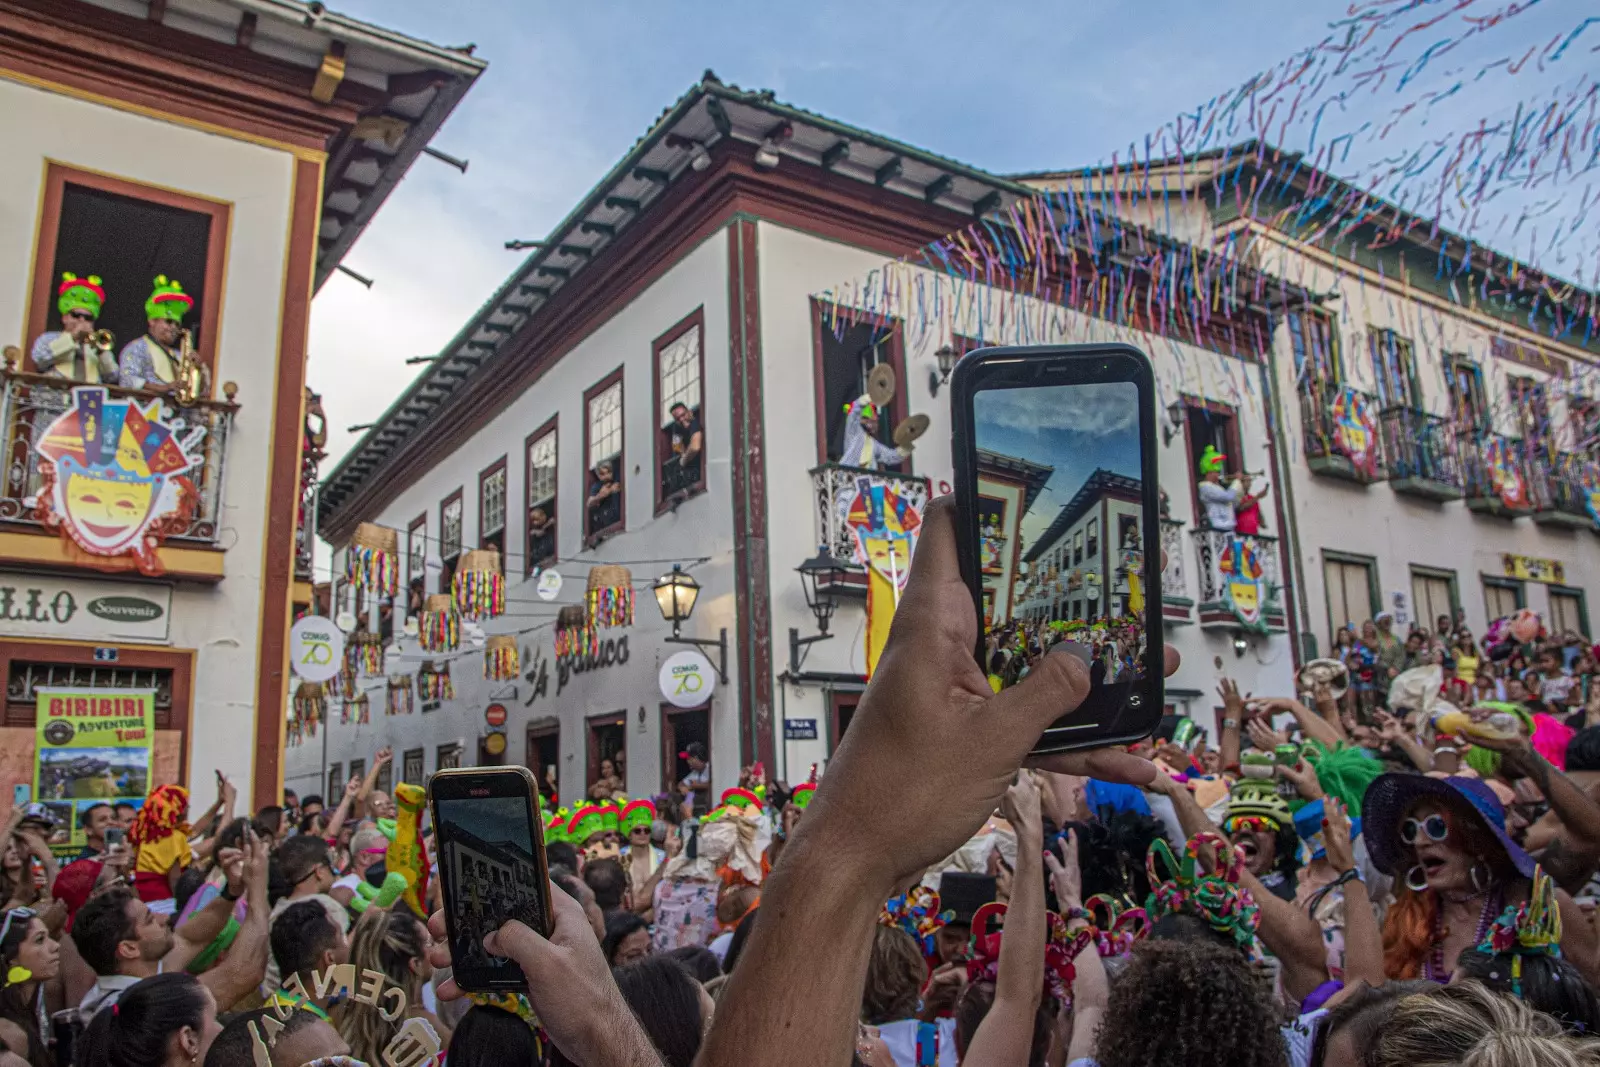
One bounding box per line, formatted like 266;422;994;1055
30;273;119;384
117;276;192;395
841;394;909;471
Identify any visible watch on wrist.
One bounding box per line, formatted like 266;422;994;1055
1222;718;1240;730
221;884;241;901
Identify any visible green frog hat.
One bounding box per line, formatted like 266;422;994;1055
56;273;105;319
145;275;194;323
1199;445;1227;476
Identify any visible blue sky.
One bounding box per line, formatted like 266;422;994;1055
976;381;1141;547
308;0;1598;495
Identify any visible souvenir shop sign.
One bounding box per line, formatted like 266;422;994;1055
35;386;202;576
0;572;170;644
1503;554;1565;584
33;688;153;858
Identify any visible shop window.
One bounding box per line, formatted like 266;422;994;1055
1483;577;1525;621
1287;309;1342;387
27;164;229;378
1368;328;1421;411
1324;553;1378;642
654;310;707;509
1448;359;1489;434
525;420;558;574
348;759;365;788
586;712;626;793
828;692;860;755
326;764;343;802
1410;569;1457;635
436;743;463;772
479;457;507;563
584;372;625;542
1183;399;1242;528
1550;586;1588;638
439;490;463;594
811;302;906;470
402;749;424;787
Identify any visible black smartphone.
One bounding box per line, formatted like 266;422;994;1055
951;344;1164;754
428;767;553;993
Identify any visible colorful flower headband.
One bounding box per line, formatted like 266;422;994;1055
964;902;1094;1003
1479;865;1563;998
845;399;878;419
878;886;953;956
1145;832;1261;956
1083;894;1149;957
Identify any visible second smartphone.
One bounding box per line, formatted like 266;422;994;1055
950;344;1165;754
429;766;553;993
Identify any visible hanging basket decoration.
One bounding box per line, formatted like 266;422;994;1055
352;630;385;676
293;681;326;731
420;594;461;653
342;692;371;725
485;634;521;681
586;564;634;629
554;604;593;659
346;522;400;596
386;674;415;716
418;660;455;701
453;548;505;620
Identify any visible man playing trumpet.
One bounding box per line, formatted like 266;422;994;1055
118;274;194;395
29;273;119;384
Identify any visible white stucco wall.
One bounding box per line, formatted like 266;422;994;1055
289;233;736;808
0;78;297;797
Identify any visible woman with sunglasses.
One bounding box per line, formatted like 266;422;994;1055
0;907;61;1067
1363;760;1600;984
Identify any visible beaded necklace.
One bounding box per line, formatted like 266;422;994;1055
1423;886;1502;982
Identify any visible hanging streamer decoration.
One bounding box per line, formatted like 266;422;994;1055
386;674;414;716
586;564;635;629
345;523;400;596
554;604;593;660
418;661;454;702
342;692;371;726
485;634;521;681
1581;462;1600;528
420;594;461;653
352;630;385;676
452;548;506;620
292;681;326;734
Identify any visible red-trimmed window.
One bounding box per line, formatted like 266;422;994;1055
653;309;707;510
526;417;558;574
439;489;463;593
584;370;625;543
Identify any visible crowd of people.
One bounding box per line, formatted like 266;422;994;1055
8;500;1600;1064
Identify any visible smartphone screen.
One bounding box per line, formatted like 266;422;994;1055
429;768;552;992
954;345;1163;752
103;827;124;849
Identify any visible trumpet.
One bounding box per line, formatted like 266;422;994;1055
174;328;207;406
88;329;114;353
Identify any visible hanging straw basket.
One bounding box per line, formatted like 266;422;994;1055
485;634;521;681
352;630;385;676
418;661;455;701
346;523;400;596
420;593;460;652
292;681;326;725
453;548;505;620
342;692;371;725
386;674;414;716
554;604;593;659
586;564;634;629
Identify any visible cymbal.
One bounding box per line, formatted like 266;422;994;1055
1297;657;1349;699
867;363;896;407
893;414;929;448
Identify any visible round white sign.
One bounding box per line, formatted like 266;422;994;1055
536;569;563;602
659;649;715;708
335;610;357;633
289;616;345;682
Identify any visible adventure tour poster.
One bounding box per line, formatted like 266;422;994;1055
33;688;153;856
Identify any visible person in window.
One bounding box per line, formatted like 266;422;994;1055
841;395;909;471
1234;472;1269;535
528;505;555;563
587;461;622;532
30;273;118;384
117;275;193;395
664;402;704;496
1196;446;1238;531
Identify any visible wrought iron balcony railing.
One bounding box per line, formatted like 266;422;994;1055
1378;407;1464;501
1302;386;1384;484
809;463;930;568
1459;432;1533;517
1528;450;1595;529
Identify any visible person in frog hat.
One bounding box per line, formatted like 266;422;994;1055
118;275;192;394
1196;444;1240;531
544;807;570;845
598;801;623;846
30;272;119;384
620;800;665;899
567;805;605;849
719;787;764;813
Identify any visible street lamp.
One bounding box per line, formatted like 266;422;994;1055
928;344;958;397
653;565;726;683
790;548;847;673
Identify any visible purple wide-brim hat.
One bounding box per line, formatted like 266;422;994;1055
1361;773;1536;880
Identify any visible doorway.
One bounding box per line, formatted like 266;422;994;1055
828;691;862;757
526;721;560;804
586;711;626;795
661;703;711;811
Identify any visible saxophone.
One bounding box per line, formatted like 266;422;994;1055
174;328;206;405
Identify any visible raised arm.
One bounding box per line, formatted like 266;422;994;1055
166;843;243;973
323;778;361;843
199;830;270;1011
1218;678;1244;773
356;747;392;806
1256;696;1341;751
963;777;1046;1067
1322;799;1383;989
1311;681;1348;742
1373;710;1432;773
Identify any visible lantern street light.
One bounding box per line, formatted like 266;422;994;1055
790;547;847;674
653;564;727;684
928;344;959;397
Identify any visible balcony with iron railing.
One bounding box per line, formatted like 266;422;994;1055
1460;433;1533;519
809;462;930;591
0;368;236;569
1378;407;1464;502
1302;386;1385;485
1528;451;1595;529
1160;518;1192;625
1192;526;1285;630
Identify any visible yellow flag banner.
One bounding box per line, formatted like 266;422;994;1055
33;688;154;857
864;566;897;678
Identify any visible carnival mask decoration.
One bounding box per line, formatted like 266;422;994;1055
34;386;200;574
1331;387;1379;477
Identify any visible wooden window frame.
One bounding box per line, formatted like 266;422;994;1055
406;513;427;598
1322;550;1381;640
1482;575;1527;616
1288;309;1343;385
1178;396;1244;527
652;307;709;514
1368;327;1422;412
1549;584;1590;638
583;367;626;545
0;639;193;783
585;709;627;794
401;748;424;787
524;415;559;576
478;454;508;558
439;488;464;593
348;759;366;787
326;763;343;802
1409;565;1461;630
808;298;910;469
659;701;711;799
25;162;230;380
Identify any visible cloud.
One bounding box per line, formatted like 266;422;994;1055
975;381;1139;440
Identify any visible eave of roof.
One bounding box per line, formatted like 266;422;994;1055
1023;469;1141;563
